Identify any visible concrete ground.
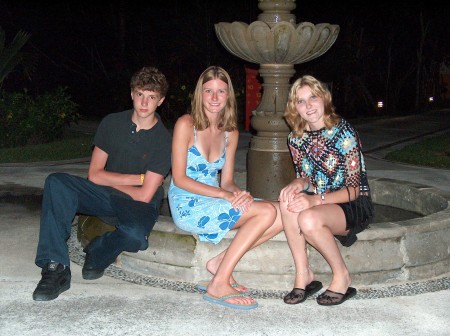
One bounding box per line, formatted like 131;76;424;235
1;109;449;336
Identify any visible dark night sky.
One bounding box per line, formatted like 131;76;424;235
1;0;449;118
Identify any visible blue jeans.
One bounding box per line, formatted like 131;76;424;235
35;172;159;269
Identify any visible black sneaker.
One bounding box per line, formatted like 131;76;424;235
82;240;105;280
32;262;71;301
82;252;105;280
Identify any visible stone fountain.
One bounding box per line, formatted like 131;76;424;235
24;1;446;294
73;177;450;291
215;0;340;200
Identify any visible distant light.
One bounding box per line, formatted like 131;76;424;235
377;101;383;108
428;97;434;102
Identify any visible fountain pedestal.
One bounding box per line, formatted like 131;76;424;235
247;64;295;199
215;0;340;199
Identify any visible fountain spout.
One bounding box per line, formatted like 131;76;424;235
215;0;339;199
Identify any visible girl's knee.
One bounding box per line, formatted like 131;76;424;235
278;200;290;214
298;212;321;235
261;201;277;220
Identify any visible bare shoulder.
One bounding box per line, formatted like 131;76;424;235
177;114;193;125
229;129;239;140
173;114;194;140
227;129;239;146
174;114;193;130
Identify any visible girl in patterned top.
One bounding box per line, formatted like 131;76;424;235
279;75;374;306
168;66;283;310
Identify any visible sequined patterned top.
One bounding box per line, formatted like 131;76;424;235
287;118;370;195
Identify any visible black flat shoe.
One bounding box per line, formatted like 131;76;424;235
283;280;323;304
316;287;357;306
82;259;105;280
82;238;105;280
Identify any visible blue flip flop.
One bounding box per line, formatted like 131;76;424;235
196;280;245;292
203;293;258;310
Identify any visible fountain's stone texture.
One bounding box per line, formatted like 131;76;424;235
77;177;450;291
215;21;339;64
215;0;339;200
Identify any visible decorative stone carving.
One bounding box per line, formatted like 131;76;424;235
215;0;339;199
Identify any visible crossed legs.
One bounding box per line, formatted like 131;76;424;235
205;200;283;288
205;200;280;306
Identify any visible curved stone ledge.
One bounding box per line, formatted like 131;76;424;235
76;177;450;291
1;177;449;291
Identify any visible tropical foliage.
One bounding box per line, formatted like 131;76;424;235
0;26;32;88
0;87;80;148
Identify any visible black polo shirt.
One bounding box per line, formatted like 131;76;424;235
93;109;172;204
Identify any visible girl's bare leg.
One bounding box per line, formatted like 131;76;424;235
206;201;276;306
206;201;283;290
298;204;351;294
279;200;316;290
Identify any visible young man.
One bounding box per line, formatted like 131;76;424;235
33;67;172;301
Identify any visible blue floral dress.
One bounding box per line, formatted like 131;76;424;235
168;128;242;244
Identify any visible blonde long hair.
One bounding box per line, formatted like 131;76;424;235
190;66;237;131
284;75;340;137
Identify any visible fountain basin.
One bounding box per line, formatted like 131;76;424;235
214;21;340;64
76;177;450;290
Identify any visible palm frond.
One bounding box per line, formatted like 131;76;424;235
0;26;31;86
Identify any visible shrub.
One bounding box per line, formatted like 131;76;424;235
0;86;79;148
164;82;195;126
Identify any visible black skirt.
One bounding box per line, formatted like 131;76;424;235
335;195;374;247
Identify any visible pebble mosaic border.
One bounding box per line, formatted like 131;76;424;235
68;225;450;300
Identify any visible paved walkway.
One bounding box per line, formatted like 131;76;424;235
0;109;449;336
